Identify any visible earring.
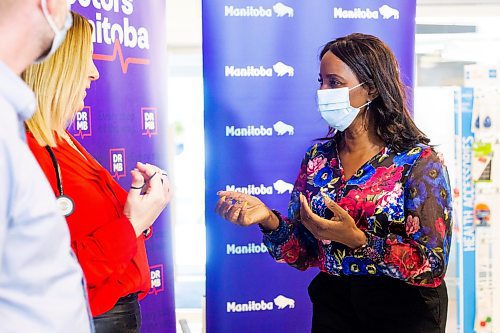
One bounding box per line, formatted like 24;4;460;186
362;105;370;130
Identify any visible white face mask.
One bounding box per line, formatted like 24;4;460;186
317;82;370;132
35;0;73;63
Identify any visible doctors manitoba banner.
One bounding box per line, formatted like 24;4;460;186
203;0;417;332
71;2;176;332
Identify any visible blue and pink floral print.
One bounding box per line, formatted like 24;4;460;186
263;140;452;287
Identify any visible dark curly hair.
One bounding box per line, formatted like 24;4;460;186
320;33;429;152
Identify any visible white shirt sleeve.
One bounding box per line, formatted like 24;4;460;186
0;126;93;332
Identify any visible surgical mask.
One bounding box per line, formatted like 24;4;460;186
35;0;73;63
317;82;370;132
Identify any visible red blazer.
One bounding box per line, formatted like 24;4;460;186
27;132;150;316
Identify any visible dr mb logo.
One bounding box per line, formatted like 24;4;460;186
149;264;164;295
72;106;92;139
109;148;126;179
141;107;158;138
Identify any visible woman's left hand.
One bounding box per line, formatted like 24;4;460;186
299;193;367;249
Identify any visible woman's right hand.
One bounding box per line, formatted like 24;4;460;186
124;162;172;237
215;191;279;231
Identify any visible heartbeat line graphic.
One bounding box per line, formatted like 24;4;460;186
93;39;150;74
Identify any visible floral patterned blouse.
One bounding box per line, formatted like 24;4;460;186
263;140;452;287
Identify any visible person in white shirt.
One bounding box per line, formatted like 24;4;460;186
0;0;93;332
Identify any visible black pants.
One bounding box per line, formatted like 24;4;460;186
93;293;142;333
308;272;447;333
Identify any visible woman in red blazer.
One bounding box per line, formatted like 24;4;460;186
22;12;171;333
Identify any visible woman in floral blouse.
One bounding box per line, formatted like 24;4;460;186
216;33;452;333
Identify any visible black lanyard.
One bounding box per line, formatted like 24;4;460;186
45;146;64;196
45;146;74;217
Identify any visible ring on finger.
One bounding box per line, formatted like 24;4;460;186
131;183;145;190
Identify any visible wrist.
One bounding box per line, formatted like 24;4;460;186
131;221;143;237
349;228;367;249
126;216;146;238
259;209;280;231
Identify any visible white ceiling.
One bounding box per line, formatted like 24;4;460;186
415;1;500;64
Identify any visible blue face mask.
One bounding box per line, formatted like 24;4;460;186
317;82;370;132
35;0;73;63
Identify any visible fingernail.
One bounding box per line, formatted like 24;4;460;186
221;196;226;201
242;202;247;208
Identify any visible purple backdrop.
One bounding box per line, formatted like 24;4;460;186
69;1;176;332
203;1;417;332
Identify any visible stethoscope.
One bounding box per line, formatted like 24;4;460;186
45;146;75;217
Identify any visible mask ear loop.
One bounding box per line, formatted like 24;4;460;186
40;0;60;34
349;82;365;91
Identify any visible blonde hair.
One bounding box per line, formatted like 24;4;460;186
22;12;93;147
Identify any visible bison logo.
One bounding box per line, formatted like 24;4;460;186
273;2;294;17
273;180;294;194
274;295;295;309
272;62;295;77
273;121;294;135
378;5;399;19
